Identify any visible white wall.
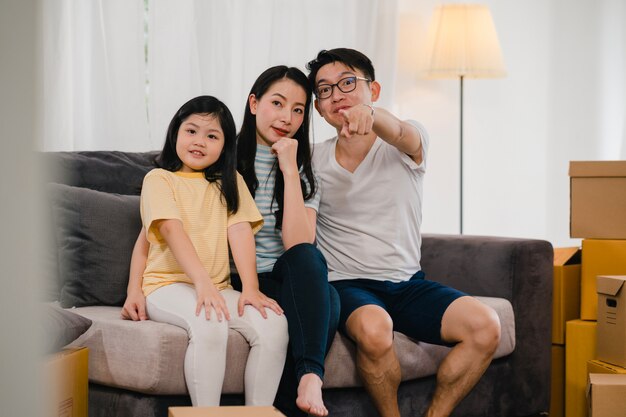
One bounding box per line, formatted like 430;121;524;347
395;0;625;247
545;0;626;247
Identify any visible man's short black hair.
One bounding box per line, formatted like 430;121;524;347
306;48;375;88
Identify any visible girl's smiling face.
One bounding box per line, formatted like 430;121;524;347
176;113;224;172
249;78;307;147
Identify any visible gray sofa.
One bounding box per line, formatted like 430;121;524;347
42;150;553;417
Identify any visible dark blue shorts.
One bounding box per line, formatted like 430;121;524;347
330;271;467;346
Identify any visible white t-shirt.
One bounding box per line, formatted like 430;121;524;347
312;120;429;283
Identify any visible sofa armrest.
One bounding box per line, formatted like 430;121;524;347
421;233;553;300
421;233;553;412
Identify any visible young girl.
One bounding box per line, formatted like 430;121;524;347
233;65;339;417
123;71;339;416
136;95;288;406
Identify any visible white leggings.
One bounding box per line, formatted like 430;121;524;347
146;284;288;406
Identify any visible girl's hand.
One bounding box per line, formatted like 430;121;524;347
121;290;148;321
338;104;374;138
238;288;284;318
271;137;299;177
195;282;231;322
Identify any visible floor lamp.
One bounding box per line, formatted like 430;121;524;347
420;4;506;234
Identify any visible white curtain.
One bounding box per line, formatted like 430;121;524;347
147;0;398;147
40;0;149;151
40;0;398;151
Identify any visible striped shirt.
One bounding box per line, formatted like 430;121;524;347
140;168;263;296
253;144;321;272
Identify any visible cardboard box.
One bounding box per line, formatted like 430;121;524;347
596;275;626;367
550;344;565;417
580;239;626;320
44;347;88;417
588;359;626;375
587;373;626;417
552;247;581;344
565;319;597;417
569;160;626;239
169;406;286;417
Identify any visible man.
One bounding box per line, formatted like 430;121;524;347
306;48;501;417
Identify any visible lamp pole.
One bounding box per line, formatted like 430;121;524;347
460;74;464;234
421;4;506;235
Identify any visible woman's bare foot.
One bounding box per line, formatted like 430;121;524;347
296;373;328;416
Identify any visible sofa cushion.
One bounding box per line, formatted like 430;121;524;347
68;296;514;395
68;306;249;395
48;183;142;308
43;302;93;353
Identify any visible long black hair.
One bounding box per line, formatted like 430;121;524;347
236;66;315;229
155;95;240;213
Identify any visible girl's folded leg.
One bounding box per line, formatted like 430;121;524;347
222;289;289;406
146;283;229;406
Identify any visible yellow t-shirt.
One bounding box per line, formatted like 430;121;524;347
140;168;263;296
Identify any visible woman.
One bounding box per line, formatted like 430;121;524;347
233;65;339;417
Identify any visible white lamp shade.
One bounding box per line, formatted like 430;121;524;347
420;4;506;78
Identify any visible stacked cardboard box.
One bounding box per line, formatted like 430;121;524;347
596;275;626;368
551;247;581;417
565;161;626;417
569;161;626;240
586;360;626;417
580;240;626;320
44;347;88;417
565;319;596;417
587;374;626;417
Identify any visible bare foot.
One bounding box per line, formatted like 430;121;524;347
296;373;328;417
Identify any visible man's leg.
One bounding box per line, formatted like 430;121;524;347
345;305;401;417
425;296;501;417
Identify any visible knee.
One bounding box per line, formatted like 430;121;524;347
270;313;289;341
281;243;326;270
348;309;394;357
468;306;501;355
253;312;289;348
189;320;229;347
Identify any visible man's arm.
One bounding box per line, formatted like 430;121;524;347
339;103;424;164
370;106;423;165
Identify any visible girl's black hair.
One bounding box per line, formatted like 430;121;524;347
155;95;239;213
306;48;376;90
236;65;315;229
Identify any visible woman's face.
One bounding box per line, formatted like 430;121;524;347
249;78;307;147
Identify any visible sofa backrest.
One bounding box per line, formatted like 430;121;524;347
39;151;159;195
41;151;159;307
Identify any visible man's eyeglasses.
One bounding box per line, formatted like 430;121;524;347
315;76;371;99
